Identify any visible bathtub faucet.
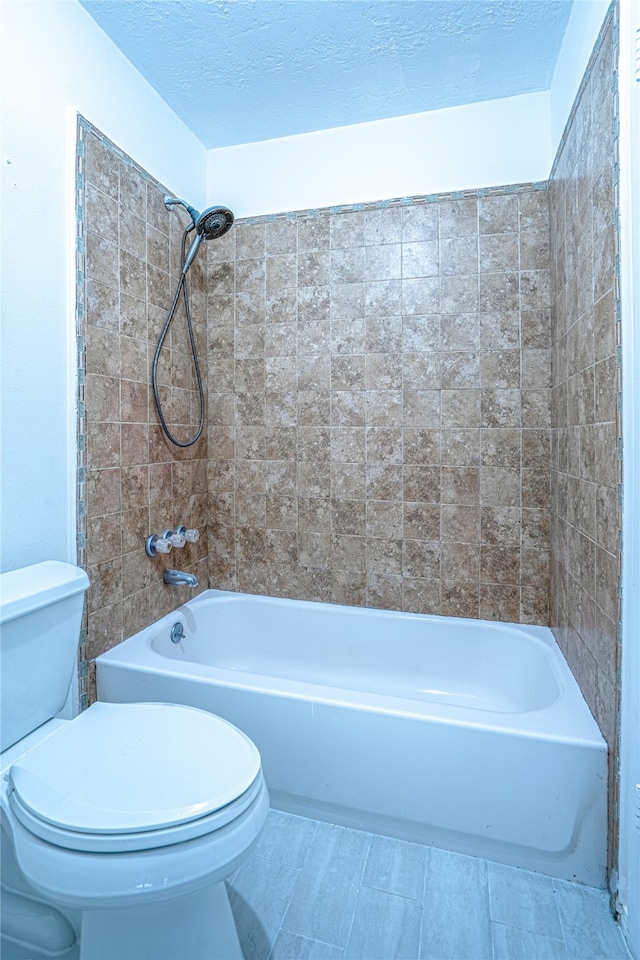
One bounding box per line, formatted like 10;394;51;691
163;569;198;587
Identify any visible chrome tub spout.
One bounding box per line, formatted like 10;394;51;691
163;569;198;587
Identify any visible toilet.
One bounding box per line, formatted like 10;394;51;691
0;561;269;960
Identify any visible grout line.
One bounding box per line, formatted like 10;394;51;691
341;829;373;959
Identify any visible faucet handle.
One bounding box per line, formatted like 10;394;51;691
177;525;200;543
162;529;187;548
146;534;172;557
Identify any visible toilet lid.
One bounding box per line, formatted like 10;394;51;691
8;702;261;836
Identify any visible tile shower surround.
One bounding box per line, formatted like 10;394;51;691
79;121;554;677
548;8;621;876
206;190;552;624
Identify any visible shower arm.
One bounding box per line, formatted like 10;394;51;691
164;195;198;226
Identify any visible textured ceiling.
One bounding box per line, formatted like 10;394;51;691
79;0;573;148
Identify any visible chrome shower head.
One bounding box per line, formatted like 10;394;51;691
164;196;234;274
196;206;234;240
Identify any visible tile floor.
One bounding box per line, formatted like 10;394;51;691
227;810;631;960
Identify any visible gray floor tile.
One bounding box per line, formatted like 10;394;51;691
420;847;493;960
283;822;372;948
553;880;632;960
489;861;563;939
255;810;319;868
228;855;301;960
492;921;568;960
345;885;422;960
363;834;428;901
270;929;345;960
227;810;630;960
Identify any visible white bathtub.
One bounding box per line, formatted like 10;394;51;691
96;589;607;885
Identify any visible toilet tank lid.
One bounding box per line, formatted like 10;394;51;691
0;562;89;625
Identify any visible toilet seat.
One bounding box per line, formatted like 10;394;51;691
7;701;262;853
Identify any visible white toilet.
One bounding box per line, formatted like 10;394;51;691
0;561;269;960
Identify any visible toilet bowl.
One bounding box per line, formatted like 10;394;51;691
0;562;268;960
2;702;269;960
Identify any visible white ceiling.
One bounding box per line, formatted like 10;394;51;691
79;0;573;149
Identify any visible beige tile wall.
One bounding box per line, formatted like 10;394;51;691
80;139;553;672
548;8;620;872
206;189;552;622
79;123;209;680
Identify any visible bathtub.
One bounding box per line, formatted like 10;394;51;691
96;589;607;886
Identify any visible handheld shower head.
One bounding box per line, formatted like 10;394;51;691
197;206;235;240
154;194;234;449
164;196;234;274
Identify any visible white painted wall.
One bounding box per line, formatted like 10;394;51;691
550;0;612;154
0;0;206;573
207;91;551;219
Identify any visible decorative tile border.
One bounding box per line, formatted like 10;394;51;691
75;120;88;711
237;181;549;227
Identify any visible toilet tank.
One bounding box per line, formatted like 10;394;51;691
0;562;90;752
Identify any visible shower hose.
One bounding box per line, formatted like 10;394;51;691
151;226;205;448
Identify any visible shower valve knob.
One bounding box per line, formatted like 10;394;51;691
145;535;172;557
177;525;200;543
162;529;187;549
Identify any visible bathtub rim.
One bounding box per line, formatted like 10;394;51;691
97;589;606;749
